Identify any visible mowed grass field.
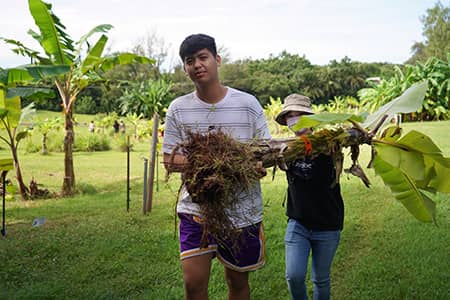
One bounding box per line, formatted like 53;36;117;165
0;119;449;299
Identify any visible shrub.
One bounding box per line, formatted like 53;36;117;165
75;134;111;152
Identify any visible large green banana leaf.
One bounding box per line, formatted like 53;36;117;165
28;0;74;64
0;90;21;129
362;81;428;130
75;24;113;58
99;53;154;72
393;130;450;193
6;87;54;100
81;35;108;73
293;112;366;130
372;155;436;222
375;144;426;181
0;65;70;84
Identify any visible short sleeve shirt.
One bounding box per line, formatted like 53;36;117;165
163;87;271;228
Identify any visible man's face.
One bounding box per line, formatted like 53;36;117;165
183;48;221;85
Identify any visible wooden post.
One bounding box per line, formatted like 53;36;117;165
126;136;130;212
145;113;159;214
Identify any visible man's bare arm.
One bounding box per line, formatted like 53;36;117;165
163;153;187;173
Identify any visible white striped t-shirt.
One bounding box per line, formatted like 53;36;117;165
162;87;271;228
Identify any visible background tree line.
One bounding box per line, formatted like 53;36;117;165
22;1;448;118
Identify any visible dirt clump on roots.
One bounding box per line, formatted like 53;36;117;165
169;130;262;249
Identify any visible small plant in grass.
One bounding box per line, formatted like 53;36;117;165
33;116;62;155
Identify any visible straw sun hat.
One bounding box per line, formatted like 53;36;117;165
275;94;314;125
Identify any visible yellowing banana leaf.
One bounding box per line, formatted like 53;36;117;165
372;155;436;222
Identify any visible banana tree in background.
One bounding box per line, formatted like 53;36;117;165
0;97;35;201
33;116;62;155
357;56;449;121
2;0;153;195
0;65;68;200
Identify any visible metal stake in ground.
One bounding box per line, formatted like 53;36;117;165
0;159;13;237
1;171;6;237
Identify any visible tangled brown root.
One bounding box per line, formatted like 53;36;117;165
173;130;262;248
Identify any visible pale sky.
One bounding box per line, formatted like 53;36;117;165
0;0;443;70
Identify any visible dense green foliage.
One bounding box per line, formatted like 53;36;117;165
407;1;450;64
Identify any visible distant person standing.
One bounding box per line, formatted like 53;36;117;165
88;121;95;133
113;120;120;134
119;120;126;134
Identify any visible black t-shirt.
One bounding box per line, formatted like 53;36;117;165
285;154;344;231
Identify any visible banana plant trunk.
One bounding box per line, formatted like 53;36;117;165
62;106;75;196
42;133;48;155
10;143;28;200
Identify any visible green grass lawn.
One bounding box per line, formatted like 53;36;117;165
0;120;449;299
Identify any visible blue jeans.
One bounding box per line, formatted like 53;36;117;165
285;219;341;300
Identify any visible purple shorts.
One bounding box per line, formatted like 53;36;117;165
178;213;265;272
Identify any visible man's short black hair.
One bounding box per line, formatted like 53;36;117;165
179;34;217;61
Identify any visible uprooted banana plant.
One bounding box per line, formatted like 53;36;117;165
258;81;448;223
253;118;449;223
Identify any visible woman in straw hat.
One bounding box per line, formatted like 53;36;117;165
276;94;344;300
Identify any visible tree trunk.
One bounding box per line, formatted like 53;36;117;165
42;133;48;155
11;144;28;200
62;107;75;196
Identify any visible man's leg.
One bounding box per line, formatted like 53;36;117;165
224;267;249;300
179;213;217;300
182;252;214;300
217;222;265;300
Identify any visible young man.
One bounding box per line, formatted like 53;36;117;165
275;94;344;300
162;34;271;300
